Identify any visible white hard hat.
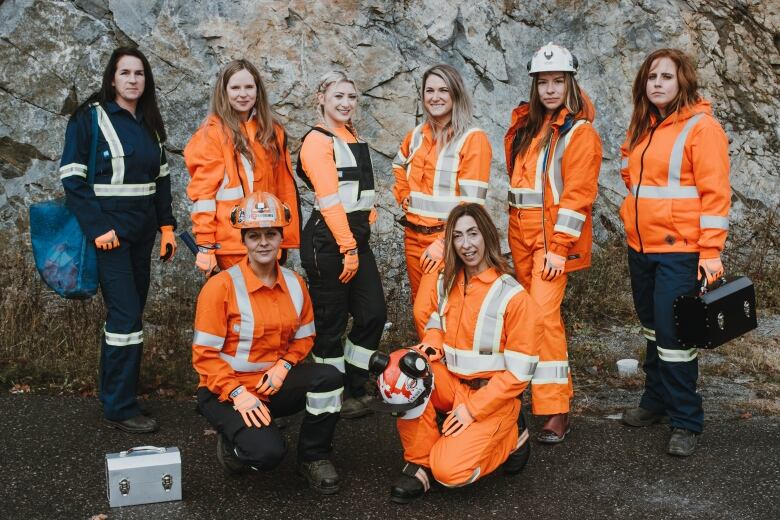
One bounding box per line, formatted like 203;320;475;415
527;42;578;75
368;349;433;420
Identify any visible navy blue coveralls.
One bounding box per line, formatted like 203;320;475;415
60;101;175;421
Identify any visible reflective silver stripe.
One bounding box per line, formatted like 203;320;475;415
548;120;587;205
642;326;656;342
95;105;125;185
621;157;629;169
332;137;358;168
193;330;225;349
444;344;506;375
93;183;156;197
218;355;273;373
216;171;244;201
401;124;426;178
504;351;539;382
59;163;87;179
531;361;569;385
434;128;481;197
344;338;374;371
157;163;169;179
458;179;489;203
294;320;315;339
191;199;216;213
507;189;543;208
392;149;407;170
408;192;460;219
436;274;448;332
280;267;304;317
425;311;442;331
657;346;697;362
631;185;699;199
239;154;254;191
344;189;375;213
104;327;143;347
700;215;729;230
317;193;341;210
554;208;586;237
473;275;523;354
438;466;481;488
313;355;346;374
669;114;704;187
306;388;343;415
227;265;255;369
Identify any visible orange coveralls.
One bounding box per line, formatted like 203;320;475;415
397;268;542;487
503;95;602;415
185;116;300;269
392;123;491;338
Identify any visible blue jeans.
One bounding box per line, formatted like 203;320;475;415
627;248;703;433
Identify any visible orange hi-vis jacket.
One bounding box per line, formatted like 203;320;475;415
184;115;301;254
192;258;315;401
392;123;492;226
619;100;730;258
503;93;602;272
420;268;543;421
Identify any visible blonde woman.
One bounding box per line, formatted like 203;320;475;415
392;64;492;339
297;71;387;419
185;59;300;275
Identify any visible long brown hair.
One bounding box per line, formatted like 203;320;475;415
442;203;512;294
211;59;280;165
627;48;700;151
421;64;473;148
511;72;583;162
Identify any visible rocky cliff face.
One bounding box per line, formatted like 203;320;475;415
2;0;778;335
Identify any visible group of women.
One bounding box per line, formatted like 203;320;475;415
58;41;730;500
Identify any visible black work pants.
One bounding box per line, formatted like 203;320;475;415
301;214;387;398
97;227;155;421
197;363;343;468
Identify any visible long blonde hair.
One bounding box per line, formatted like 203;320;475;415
421;64;474;147
316;70;359;138
211;59;281;164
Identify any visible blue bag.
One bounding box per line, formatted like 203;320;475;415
30;106;99;299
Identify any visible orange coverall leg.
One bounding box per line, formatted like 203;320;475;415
406;228;442;339
397;362;520;487
509;208;573;415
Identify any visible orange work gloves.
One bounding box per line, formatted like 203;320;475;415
698;255;724;285
159;225;176;262
420;238;445;274
340;249;359;284
411;342;443;363
369;207;378;225
196;249;218;278
442;403;475;437
230;385;271;428
256;359;291;397
541;251;566;281
95;230;120;250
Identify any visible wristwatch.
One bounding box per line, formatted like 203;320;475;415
280;359;293;371
229;386;244;399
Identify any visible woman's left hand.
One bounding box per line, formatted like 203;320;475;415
159;225;177;262
368;207;378;225
442;403;474;437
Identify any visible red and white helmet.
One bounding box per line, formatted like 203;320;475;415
368;349;433;420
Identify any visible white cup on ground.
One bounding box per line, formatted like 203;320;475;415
616;358;639;377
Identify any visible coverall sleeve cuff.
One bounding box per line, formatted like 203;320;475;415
548;241;570;257
698;248;722;259
421;329;444;350
196;232;217;246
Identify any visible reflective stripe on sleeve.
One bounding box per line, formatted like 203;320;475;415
657;346;698;363
104;328;143;347
191;199;217;213
700;215;729;230
554;208;586;238
444;344;505;375
458;180;488;203
294;320;316;339
59;163;87;179
192;330;225;349
425;311;442;331
344;338;374;371
531;361;569;385
306;387;343;415
316;192;341;210
504;351;539;382
313;355;346;374
93;183;156;197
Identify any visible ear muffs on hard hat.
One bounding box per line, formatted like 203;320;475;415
369;349;433;418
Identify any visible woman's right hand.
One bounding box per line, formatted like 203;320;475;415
95;230;120;250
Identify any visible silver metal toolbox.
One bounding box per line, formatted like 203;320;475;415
105;446;182;507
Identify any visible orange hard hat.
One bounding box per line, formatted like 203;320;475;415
230;191;292;229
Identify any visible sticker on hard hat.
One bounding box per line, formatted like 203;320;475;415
249;209;277;221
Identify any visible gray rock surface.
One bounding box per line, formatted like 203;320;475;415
2;0;778;338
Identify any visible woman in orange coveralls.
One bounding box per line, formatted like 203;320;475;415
297;71;387;419
619;49;730;457
392;64;492;339
504;43;602;443
389;203;542;504
185;59;300;275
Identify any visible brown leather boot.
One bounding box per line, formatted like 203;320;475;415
537;413;570;444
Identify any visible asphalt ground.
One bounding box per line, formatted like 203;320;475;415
1;395;778;520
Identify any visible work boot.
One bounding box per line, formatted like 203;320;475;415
667;428;698;457
341;394;373;419
216;434;248;474
504;408;531;475
298;460;340;495
537;413;570;444
103;414;158;434
390;463;428;504
622;406;668;427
